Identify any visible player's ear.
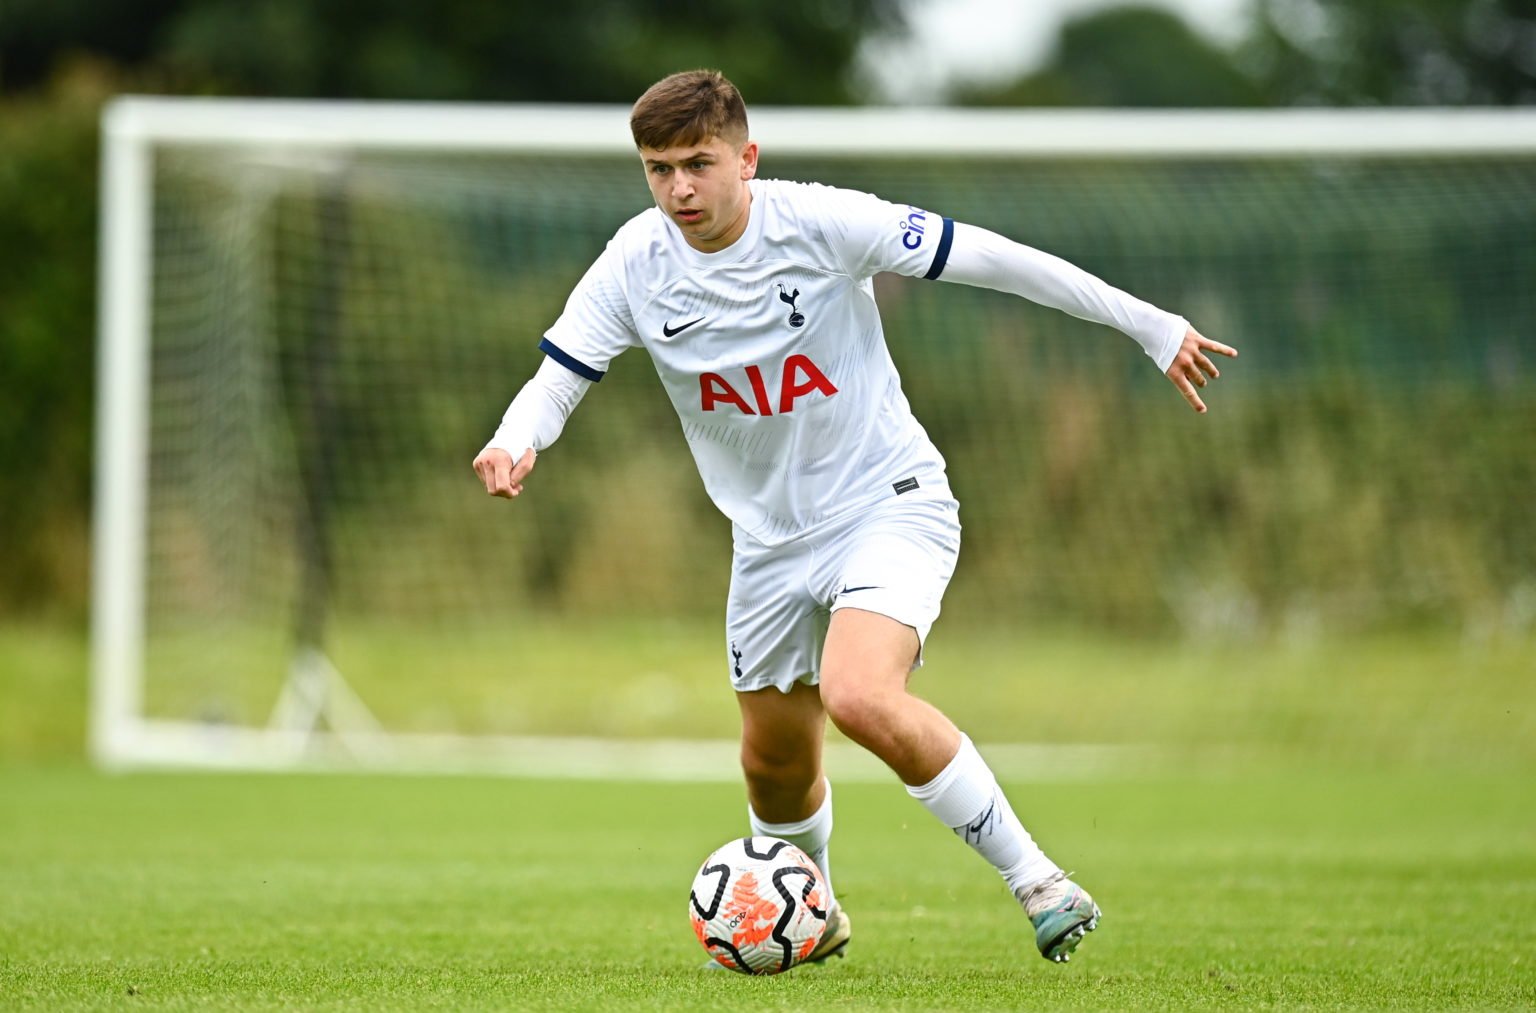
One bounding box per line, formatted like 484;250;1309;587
739;141;759;181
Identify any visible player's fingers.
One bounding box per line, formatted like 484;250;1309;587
1177;375;1207;413
508;447;537;484
1200;336;1239;358
1185;362;1207;388
1195;351;1220;379
490;460;518;498
475;459;499;496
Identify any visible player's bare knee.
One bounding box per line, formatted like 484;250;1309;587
820;682;898;752
739;741;817;797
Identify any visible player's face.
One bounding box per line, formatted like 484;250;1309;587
640;135;759;253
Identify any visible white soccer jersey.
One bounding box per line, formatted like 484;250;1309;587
541;178;954;546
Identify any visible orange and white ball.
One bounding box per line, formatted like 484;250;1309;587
688;836;828;974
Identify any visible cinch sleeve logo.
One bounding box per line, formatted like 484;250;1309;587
898;206;929;249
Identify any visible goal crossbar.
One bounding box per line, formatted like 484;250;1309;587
105;97;1536;157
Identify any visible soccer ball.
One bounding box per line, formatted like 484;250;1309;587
688;836;828;974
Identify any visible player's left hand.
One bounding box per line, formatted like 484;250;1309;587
1166;326;1237;414
473;446;537;499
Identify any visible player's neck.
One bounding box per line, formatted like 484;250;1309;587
688;185;754;254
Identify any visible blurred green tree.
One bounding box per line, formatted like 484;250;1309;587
1;1;901;618
0;0;902;103
0;90;98;616
3;0;1534;624
1243;0;1536;105
954;0;1536;109
955;6;1266;107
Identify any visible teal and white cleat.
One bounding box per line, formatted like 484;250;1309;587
1017;872;1100;963
804;904;851;964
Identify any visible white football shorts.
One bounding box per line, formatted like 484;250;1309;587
724;475;961;694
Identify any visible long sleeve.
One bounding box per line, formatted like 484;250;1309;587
483;356;593;458
940;221;1186;373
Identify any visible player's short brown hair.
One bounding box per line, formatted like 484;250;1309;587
630;69;748;151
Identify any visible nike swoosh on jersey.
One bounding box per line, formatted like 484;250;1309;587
838;585;882;595
662;317;705;337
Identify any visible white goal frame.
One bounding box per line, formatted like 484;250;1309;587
92;98;1536;777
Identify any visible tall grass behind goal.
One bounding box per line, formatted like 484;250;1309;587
94;100;1536;773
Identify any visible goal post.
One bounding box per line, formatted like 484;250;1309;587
92;98;1536;775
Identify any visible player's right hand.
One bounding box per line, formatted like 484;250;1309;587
472;447;536;499
1166;326;1238;414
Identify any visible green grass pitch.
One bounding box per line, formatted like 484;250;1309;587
2;766;1533;1010
3;622;1534;1007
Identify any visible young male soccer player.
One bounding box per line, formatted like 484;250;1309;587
474;70;1236;965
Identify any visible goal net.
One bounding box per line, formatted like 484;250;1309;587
94;100;1536;773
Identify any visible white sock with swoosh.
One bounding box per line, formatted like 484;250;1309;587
906;734;1060;896
750;778;837;909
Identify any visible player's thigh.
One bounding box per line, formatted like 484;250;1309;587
820;607;922;707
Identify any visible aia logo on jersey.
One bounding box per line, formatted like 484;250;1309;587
700;354;838;416
898;206;929;249
775;283;806;328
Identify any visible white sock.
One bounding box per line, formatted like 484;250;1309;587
907;734;1060;897
750;778;837;909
